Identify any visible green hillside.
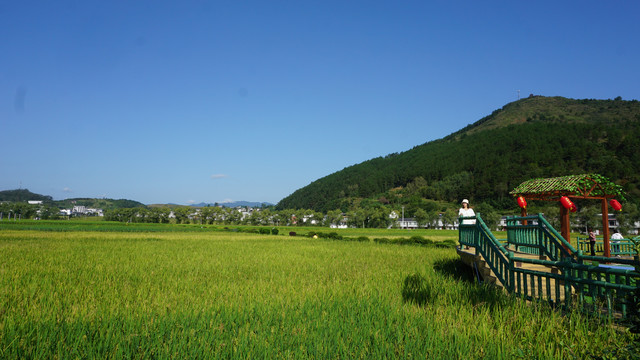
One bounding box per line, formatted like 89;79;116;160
54;198;146;210
0;189;145;211
0;189;53;203
276;96;640;212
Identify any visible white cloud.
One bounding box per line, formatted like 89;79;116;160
62;187;72;193
187;200;197;204
210;174;228;179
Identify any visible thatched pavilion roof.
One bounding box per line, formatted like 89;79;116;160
509;174;625;201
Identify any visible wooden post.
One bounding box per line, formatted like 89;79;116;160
560;203;571;249
602;198;611;258
521;207;528;226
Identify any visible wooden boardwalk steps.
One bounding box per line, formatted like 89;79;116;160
457;246;570;303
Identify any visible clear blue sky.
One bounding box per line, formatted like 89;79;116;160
2;1;639;205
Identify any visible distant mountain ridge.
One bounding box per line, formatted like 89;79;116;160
0;189;273;210
0;189;144;210
190;201;274;208
276;96;640;212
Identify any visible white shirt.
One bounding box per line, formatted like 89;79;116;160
611;233;624;242
458;207;476;225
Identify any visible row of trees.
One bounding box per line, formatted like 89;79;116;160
102;202;640;233
0;202;61;220
103;206;442;228
3;198;639;234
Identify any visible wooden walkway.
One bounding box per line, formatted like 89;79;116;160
458;215;638;318
457;246;570;303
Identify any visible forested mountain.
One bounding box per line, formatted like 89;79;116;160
277;96;640;212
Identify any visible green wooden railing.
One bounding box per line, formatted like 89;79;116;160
505;214;575;261
459;213;640;317
459;214;511;288
575;237;636;257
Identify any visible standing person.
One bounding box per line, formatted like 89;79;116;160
588;228;597;256
611;230;624;256
458;199;476;225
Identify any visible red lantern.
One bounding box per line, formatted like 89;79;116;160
609;199;622;211
570;204;578;213
517;196;527;209
560;196;574;210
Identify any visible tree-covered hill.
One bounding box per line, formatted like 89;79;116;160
276;96;640;212
0;189;145;210
0;189;53;203
54;198;146;210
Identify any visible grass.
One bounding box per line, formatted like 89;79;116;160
0;224;637;358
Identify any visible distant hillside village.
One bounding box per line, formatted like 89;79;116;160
1;200;638;235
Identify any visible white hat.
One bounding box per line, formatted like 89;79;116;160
461;199;469;204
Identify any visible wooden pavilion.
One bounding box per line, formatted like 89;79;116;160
510;174;626;257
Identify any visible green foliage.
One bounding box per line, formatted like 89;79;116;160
270;227;279;235
409;235;433;245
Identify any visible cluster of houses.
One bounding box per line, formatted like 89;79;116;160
25;201;105;218
59;205;104;217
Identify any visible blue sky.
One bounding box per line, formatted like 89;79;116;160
2;1;639;205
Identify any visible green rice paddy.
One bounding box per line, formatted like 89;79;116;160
0;222;636;358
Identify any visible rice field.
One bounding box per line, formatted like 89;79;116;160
0;224;636;359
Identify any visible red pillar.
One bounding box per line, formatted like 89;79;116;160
602;199;611;258
561;203;571;249
521;207;528;225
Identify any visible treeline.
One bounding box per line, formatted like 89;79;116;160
4;201;640;234
72;202;640;234
104;207;343;227
104;206;466;229
277;97;640;213
0;202;61;220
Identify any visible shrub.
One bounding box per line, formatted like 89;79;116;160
289;232;296;237
356;236;369;242
271;228;279;235
439;239;458;248
374;238;390;244
259;228;270;235
409;236;434;245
